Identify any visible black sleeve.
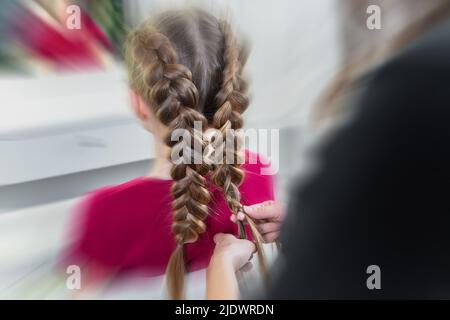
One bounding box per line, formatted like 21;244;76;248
264;40;450;299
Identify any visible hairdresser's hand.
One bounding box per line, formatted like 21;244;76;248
231;200;286;243
211;233;256;271
207;233;254;299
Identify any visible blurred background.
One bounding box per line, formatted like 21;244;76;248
0;0;341;298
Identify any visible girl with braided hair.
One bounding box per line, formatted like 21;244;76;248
63;8;276;299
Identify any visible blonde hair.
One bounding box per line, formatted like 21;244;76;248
316;0;450;122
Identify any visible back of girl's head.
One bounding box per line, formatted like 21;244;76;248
125;8;258;299
126;8;248;122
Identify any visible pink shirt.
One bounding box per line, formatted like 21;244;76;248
63;150;275;277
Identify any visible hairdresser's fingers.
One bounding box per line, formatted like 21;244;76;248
213;233;224;244
243;201;285;222
262;231;279;243
213;233;235;244
258;222;281;235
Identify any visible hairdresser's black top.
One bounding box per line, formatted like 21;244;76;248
267;19;450;299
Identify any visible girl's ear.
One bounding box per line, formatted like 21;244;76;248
129;90;151;121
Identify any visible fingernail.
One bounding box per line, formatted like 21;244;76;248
213;233;222;243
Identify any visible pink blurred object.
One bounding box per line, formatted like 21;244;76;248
10;3;113;70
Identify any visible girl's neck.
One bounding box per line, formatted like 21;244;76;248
148;138;172;180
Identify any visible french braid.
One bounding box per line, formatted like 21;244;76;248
127;28;211;299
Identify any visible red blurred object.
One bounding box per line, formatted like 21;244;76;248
10;3;113;70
